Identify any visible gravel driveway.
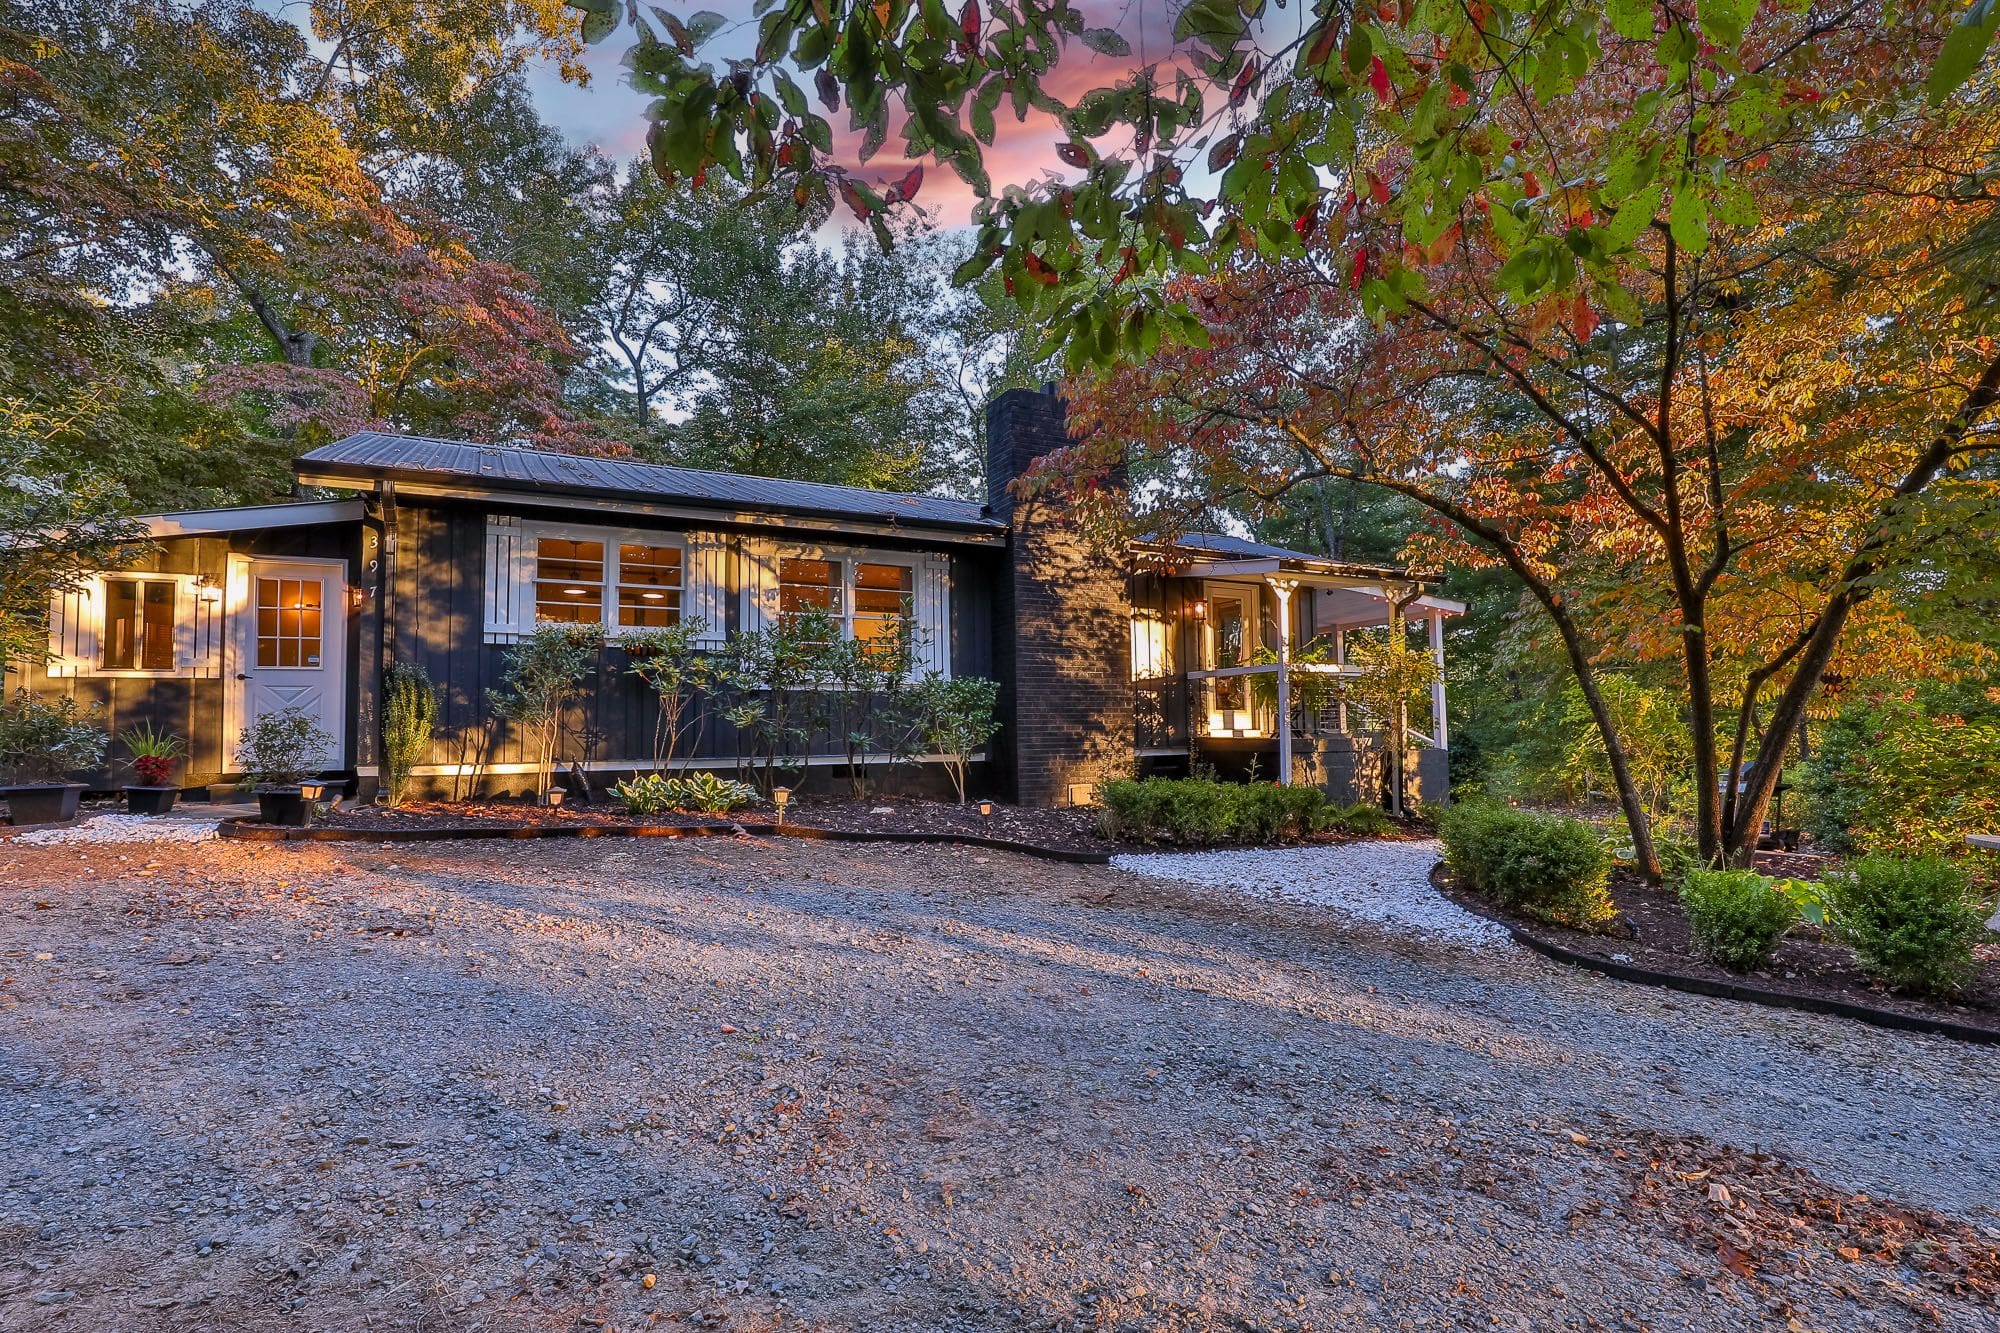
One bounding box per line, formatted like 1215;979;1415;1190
2;833;1995;1331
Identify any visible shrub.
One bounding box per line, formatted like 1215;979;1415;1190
1825;855;1986;997
236;707;332;787
381;660;438;808
909;674;1001;804
1438;801;1614;930
0;690;107;782
1097;777;1333;846
487;624;604;796
613;771;756;817
1679;869;1798;970
1798;687;2000;857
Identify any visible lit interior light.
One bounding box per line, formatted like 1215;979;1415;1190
641;592;664;600
563;587;587;596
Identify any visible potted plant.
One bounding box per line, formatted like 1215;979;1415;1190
119;721;185;815
235;707;334;827
0;690;107;825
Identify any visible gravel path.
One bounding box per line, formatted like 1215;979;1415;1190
2;835;1995;1331
1113;840;1511;947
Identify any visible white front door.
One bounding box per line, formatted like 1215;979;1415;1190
225;556;347;773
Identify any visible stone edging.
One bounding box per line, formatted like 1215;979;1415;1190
216;815;1114;864
1431;866;2000;1047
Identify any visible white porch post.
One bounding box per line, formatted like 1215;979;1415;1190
1333;627;1348;734
1428;611;1448;748
1269;579;1297;786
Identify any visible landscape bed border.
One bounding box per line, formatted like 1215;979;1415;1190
216;815;1115;864
1431;866;2000;1047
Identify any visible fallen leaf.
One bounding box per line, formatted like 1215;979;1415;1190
1716;1240;1758;1280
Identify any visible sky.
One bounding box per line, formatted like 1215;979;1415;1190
517;3;1180;228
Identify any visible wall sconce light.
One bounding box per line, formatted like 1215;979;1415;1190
347;584;370;610
772;785;791;826
195;574;222;604
1190;598;1208;621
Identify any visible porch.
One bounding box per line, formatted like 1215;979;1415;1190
1129;534;1461;807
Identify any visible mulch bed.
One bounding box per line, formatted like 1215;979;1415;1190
315;795;1121;856
1433;863;2000;1040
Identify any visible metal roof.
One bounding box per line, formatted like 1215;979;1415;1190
295;432;1002;533
1139;530;1430;584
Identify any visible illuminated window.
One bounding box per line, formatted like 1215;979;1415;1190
852;562;914;655
102;579;178;671
255;577;323;669
616;543;682;628
778;557;838;624
534;538;604;623
1130;612;1169;680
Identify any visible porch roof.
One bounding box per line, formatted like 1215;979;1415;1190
1134;531;1466;620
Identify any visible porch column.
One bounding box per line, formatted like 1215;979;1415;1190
1333;627;1348;734
1428;610;1448;747
1269;579;1297;786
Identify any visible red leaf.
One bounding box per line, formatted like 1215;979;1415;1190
1716;1240;1758;1280
1306;20;1340;68
816;68;840;112
838;180;872;220
1368;54;1392;103
892;165;924;202
1230;59;1260;108
1367;170;1390;207
1056;141;1091;169
1521;169;1542;199
1572;291;1598;341
960;0;980;46
1349;248;1369;291
1294;203;1318;238
1023;251;1061;285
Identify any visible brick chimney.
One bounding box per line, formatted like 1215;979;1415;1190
984;387;1133;806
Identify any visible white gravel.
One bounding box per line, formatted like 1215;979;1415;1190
1112;837;1513;947
12;813;218;844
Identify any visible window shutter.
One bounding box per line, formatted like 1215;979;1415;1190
484;515;532;641
684;532;730;648
45;581;96;677
739;536;779;636
915;555;952;678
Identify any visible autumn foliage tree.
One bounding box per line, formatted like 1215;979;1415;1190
590;0;2000;872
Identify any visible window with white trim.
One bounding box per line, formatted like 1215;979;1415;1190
775;550;919;658
534;537;606;624
102;577;180;671
615;543;683;628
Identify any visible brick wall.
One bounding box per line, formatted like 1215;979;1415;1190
985;388;1134;806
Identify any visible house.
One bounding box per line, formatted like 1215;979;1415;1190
9;388;1459;806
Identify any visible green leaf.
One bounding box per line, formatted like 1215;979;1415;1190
1079;27;1131;57
1668;180;1709;252
576;0;620;44
1697;0;1753;50
1606;0;1652;42
687;9;728;46
1930;10;2000;105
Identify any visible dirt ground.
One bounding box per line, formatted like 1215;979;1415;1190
2;834;1996;1332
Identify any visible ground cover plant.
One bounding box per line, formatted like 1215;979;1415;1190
612;771;756;816
1679;869;1799;972
1826;855;1988;998
1437;801;1615;930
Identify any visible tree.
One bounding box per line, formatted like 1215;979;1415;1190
622;619;718;772
581;2;2000;873
0;397;146;668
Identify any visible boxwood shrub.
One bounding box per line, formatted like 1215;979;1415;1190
1438;802;1615;930
1679;869;1797;971
1098;778;1334;846
1825;855;1986;997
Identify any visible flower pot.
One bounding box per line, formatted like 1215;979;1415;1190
124;785;180;817
2;783;88;826
255;786;313;827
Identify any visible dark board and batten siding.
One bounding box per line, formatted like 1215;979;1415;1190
392;501;997;795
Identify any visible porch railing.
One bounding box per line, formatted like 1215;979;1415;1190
1184;663;1440;749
